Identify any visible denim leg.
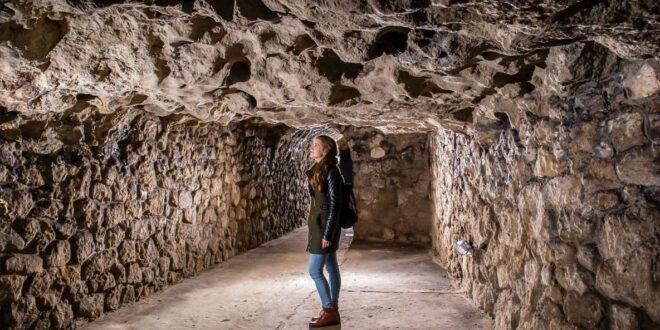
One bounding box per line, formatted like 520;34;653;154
325;251;341;307
308;253;333;308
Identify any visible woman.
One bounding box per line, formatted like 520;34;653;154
305;135;343;327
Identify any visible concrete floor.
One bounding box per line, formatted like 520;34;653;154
85;227;493;330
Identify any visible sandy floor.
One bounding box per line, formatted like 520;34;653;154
85;227;493;330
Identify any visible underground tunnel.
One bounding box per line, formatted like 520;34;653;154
0;0;659;329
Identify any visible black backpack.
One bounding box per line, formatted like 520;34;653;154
339;180;358;229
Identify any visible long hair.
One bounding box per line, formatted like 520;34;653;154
308;135;338;192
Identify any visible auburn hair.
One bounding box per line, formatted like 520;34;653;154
308;135;338;192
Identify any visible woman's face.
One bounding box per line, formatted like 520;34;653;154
309;137;326;162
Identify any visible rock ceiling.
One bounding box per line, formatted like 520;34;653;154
0;0;658;135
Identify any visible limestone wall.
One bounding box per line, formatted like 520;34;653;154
344;127;432;246
429;61;659;329
0;109;308;329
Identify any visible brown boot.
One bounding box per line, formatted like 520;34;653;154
311;304;339;322
309;306;340;327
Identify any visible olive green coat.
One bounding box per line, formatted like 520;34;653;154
306;188;342;254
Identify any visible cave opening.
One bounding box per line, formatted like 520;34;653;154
224;61;251;86
367;27;410;59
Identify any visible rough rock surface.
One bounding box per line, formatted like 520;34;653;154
0;110;314;328
0;0;659;329
1;0;658;135
429;59;659;328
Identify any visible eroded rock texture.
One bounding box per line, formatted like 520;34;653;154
0;0;659;329
1;0;657;135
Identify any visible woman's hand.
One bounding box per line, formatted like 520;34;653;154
322;239;332;249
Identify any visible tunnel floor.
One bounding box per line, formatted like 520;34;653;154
83;227;493;329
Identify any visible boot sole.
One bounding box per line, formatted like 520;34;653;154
309;321;340;328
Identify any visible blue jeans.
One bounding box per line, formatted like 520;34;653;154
308;252;341;308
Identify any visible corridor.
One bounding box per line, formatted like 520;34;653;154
84;227;492;329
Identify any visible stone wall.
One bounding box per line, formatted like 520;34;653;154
429;59;659;329
0;108;309;329
344;127;432;246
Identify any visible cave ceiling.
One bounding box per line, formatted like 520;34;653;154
0;0;658;135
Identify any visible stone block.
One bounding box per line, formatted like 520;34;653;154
127;218;151;240
50;301;74;328
5;254;43;274
607;112;646;152
20;166;45;187
533;148;567;177
1;189;34;221
0;275;25;302
105;203;126;227
576;245;600;273
136;239;159;268
118;240;136;263
46;240;71;267
71;230;95;264
596;246;660;322
126;263;142;284
27;271;52;296
105;225;125;249
88;273;116;293
556;265;592;294
563;292;603;328
518;184;553;241
105;284;123;311
557;214;595;243
77;293;104;318
0;229;26;251
82;249;117;279
623;62;659;99
6;296;38;329
615;147;660;186
74;200;104;233
542;175;582;213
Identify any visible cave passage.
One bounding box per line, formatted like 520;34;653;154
74;124;462;329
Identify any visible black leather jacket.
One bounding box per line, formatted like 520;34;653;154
306;166;343;241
